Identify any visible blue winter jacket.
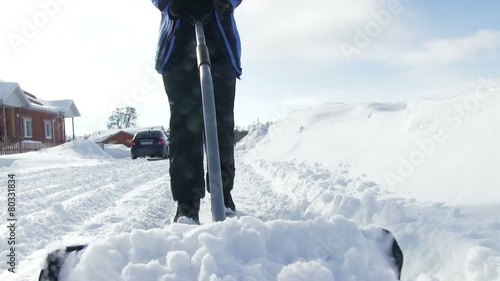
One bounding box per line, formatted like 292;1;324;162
151;0;242;77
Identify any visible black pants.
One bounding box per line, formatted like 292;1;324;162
162;54;236;203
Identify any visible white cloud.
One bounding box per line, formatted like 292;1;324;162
359;29;500;68
237;0;391;66
393;29;500;67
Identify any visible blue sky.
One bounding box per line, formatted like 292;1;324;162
411;1;500;37
1;0;499;135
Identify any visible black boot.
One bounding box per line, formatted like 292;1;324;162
173;198;200;225
224;192;236;216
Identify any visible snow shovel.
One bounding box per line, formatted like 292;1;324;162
195;20;226;222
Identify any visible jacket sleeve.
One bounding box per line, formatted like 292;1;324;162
151;0;171;11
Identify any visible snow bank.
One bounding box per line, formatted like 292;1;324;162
0;141;130;171
242;89;500;205
237;89;500;280
45;141;110;159
235;123;271;151
62;217;399;281
103;144;131;159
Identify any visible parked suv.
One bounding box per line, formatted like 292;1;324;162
130;130;169;160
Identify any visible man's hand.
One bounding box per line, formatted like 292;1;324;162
213;0;230;13
170;0;214;21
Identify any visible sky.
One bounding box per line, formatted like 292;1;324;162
1;0;499;136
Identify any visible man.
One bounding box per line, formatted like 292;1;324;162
150;0;243;224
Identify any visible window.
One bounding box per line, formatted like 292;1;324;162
45;121;53;139
24;119;33;138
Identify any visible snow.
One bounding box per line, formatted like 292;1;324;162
1;89;500;280
61;218;396;281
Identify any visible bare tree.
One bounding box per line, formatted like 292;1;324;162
107;107;138;129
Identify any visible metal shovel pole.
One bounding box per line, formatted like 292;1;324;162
195;21;226;222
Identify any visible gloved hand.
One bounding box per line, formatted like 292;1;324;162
213;0;229;11
170;0;214;21
157;0;169;11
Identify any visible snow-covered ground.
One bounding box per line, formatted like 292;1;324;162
1;89;499;281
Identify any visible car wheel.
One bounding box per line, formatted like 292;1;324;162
131;155;137;160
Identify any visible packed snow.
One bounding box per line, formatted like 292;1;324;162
1;89;499;281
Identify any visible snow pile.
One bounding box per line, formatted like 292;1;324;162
0;141;128;171
235;123;270;151
238;89;500;280
103;144;131;159
45;140;111;159
62;217;398;281
243;89;500;204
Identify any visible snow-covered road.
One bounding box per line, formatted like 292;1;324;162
1;144;402;281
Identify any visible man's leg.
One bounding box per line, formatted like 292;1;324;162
162;70;205;222
212;63;237;211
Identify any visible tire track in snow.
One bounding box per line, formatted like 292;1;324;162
196;153;306;223
1;159;174;261
17;164;130;216
79;174;175;237
231;153;308;221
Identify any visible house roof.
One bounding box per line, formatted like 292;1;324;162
88;126;165;143
30;96;81;118
0;82;81;117
0;82;31;108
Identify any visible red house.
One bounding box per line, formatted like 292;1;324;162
0;82;80;152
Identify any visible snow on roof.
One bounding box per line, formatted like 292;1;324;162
88;126;165;143
0;82;80;117
0;82;31;108
34;98;81;117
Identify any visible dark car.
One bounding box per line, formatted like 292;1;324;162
130;130;169;160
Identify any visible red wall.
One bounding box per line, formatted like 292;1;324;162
1;107;66;144
103;132;134;147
